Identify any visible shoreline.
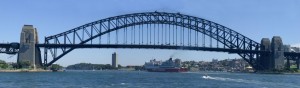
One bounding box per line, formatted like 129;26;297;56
0;69;52;72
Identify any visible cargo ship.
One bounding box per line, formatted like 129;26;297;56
144;58;188;72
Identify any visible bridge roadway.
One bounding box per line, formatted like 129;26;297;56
36;44;268;54
2;42;299;59
2;43;297;56
0;43;19;54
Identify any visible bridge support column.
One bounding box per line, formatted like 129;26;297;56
297;57;300;70
271;36;285;70
286;57;290;70
260;38;271;70
260;36;285;71
17;25;42;69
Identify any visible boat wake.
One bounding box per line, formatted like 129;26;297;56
202;76;213;79
201;75;300;88
202;75;261;84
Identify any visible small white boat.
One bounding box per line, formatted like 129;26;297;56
202;74;210;79
202;75;210;79
92;67;95;71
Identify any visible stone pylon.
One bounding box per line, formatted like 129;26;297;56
271;36;284;70
260;36;285;71
17;25;42;69
260;38;271;70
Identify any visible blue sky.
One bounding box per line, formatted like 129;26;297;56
0;0;299;66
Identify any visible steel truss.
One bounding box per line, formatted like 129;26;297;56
0;43;19;54
43;11;262;68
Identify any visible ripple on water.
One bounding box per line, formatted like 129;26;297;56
0;71;299;88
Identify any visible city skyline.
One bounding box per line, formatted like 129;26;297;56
0;0;300;66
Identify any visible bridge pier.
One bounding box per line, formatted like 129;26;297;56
297;58;300;70
260;36;285;71
286;57;290;70
271;36;285;70
17;25;42;69
260;38;271;70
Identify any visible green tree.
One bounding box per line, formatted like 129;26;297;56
65;63;114;70
11;63;20;69
0;60;8;69
118;64;122;69
19;61;31;68
0;60;5;64
50;64;63;71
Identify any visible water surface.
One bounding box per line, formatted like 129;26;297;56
0;71;299;88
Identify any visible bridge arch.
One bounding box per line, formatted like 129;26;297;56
43;11;261;69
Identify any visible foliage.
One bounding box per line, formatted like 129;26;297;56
0;60;8;69
125;65;144;70
118;64;122;69
50;64;63;71
18;61;31;68
11;63;20;69
66;63;113;70
0;60;5;64
290;65;297;69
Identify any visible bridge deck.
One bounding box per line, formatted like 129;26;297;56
36;44;268;54
0;43;19;54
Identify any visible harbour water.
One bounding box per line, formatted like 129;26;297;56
0;71;300;88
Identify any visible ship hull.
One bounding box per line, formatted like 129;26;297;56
146;68;188;72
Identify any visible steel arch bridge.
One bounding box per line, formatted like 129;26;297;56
38;11;265;69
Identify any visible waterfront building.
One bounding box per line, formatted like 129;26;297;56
112;52;118;68
212;59;218;64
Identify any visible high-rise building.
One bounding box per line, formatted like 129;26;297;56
112;52;118;68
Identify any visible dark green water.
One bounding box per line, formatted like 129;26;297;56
0;71;299;88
